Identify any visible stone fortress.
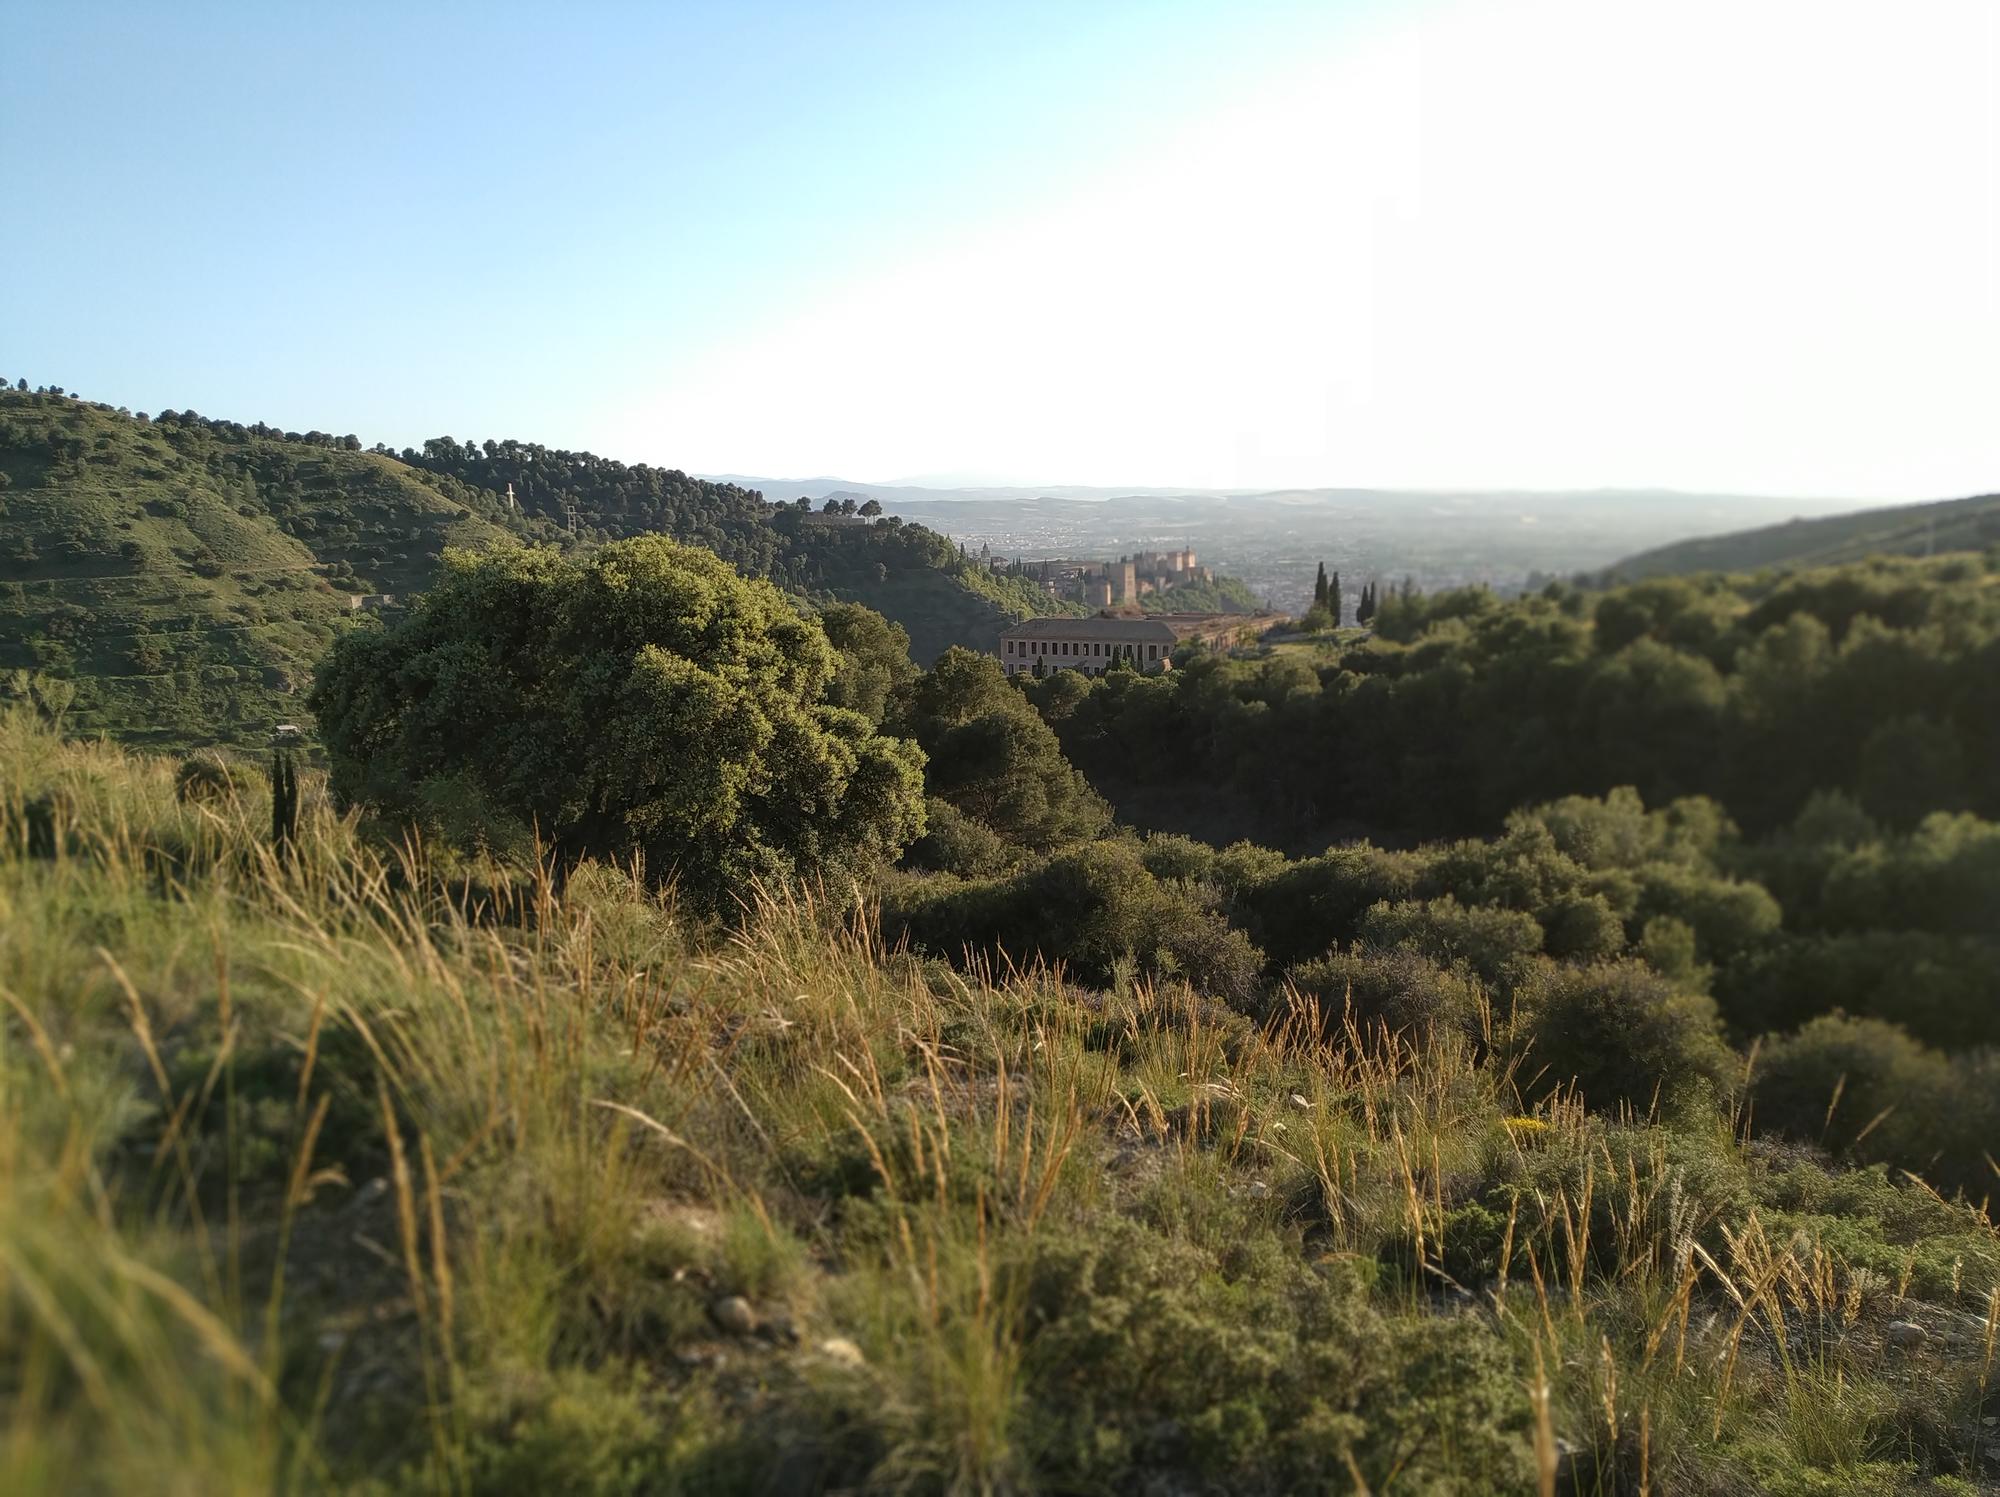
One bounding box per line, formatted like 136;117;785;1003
977;545;1213;607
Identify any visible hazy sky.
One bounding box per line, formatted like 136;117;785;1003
7;0;1995;497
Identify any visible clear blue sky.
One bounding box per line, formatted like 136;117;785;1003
7;0;1996;497
6;2;1369;452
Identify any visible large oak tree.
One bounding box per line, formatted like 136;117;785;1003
310;536;925;906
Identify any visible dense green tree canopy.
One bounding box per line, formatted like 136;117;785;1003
309;537;926;906
887;647;1109;864
1026;555;2000;845
816;600;918;726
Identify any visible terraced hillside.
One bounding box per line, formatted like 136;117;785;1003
0;392;542;749
0;391;1071;749
1608;491;2000;580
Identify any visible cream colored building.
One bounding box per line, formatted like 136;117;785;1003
1000;616;1178;676
998;610;1282;677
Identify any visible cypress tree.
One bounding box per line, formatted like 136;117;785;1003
1329;571;1342;628
270;747;298;866
1312;562;1328;608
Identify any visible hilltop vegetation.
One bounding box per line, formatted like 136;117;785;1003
0;388;1073;754
0;390;540;749
1137;572;1263;614
1608;491;2000;581
402;435;1074;663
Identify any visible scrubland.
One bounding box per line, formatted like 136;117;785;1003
4;711;1998;1495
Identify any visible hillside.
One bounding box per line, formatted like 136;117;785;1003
11;716;2000;1492
402;437;1074;663
1607;491;2000;580
0;392;544;749
0;393;1067;750
1137;573;1262;614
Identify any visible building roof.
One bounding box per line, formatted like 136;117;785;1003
1001;615;1178;643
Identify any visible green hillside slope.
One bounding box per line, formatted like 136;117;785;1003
1137;574;1262;614
401;438;1077;662
1607;491;2000;580
0;392;543;748
0;392;1069;748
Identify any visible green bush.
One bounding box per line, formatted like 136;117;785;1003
1008;1217;1533;1492
1356;896;1544;987
1135;831;1218;885
902;797;1019;878
887;648;1109;856
1751;1015;1996;1193
1631;864;1783;962
1512;959;1736;1119
1539;893;1626;961
173;750;260;806
1282;945;1486;1040
882;843;1267;1009
1716;932;2000;1049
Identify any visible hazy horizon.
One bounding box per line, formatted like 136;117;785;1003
699;471;1907;508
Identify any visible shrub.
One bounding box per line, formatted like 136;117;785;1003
1813;811;2000;937
1356;896;1544;987
1238;845;1422;968
902;797;1018;878
888;648;1109;854
1282;945;1486;1040
1136;832;1217;885
1539;893;1626;961
1637;915;1709;991
818;600;917;725
1751;1016;1992;1191
173;750;257;806
1007;1217;1533;1492
882;843;1267;1009
1856;714;1969;829
1631;865;1782;962
1715;932;2000;1050
1512;959;1735;1119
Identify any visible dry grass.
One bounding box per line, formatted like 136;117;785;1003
2;709;1998;1493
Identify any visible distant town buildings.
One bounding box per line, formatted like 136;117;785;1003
998;609;1281;677
983;546;1214;605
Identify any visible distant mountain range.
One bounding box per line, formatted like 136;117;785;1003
703;474;1884;514
707;477;1900;614
1606;491;2000;580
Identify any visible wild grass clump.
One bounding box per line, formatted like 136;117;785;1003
4;709;1999;1492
